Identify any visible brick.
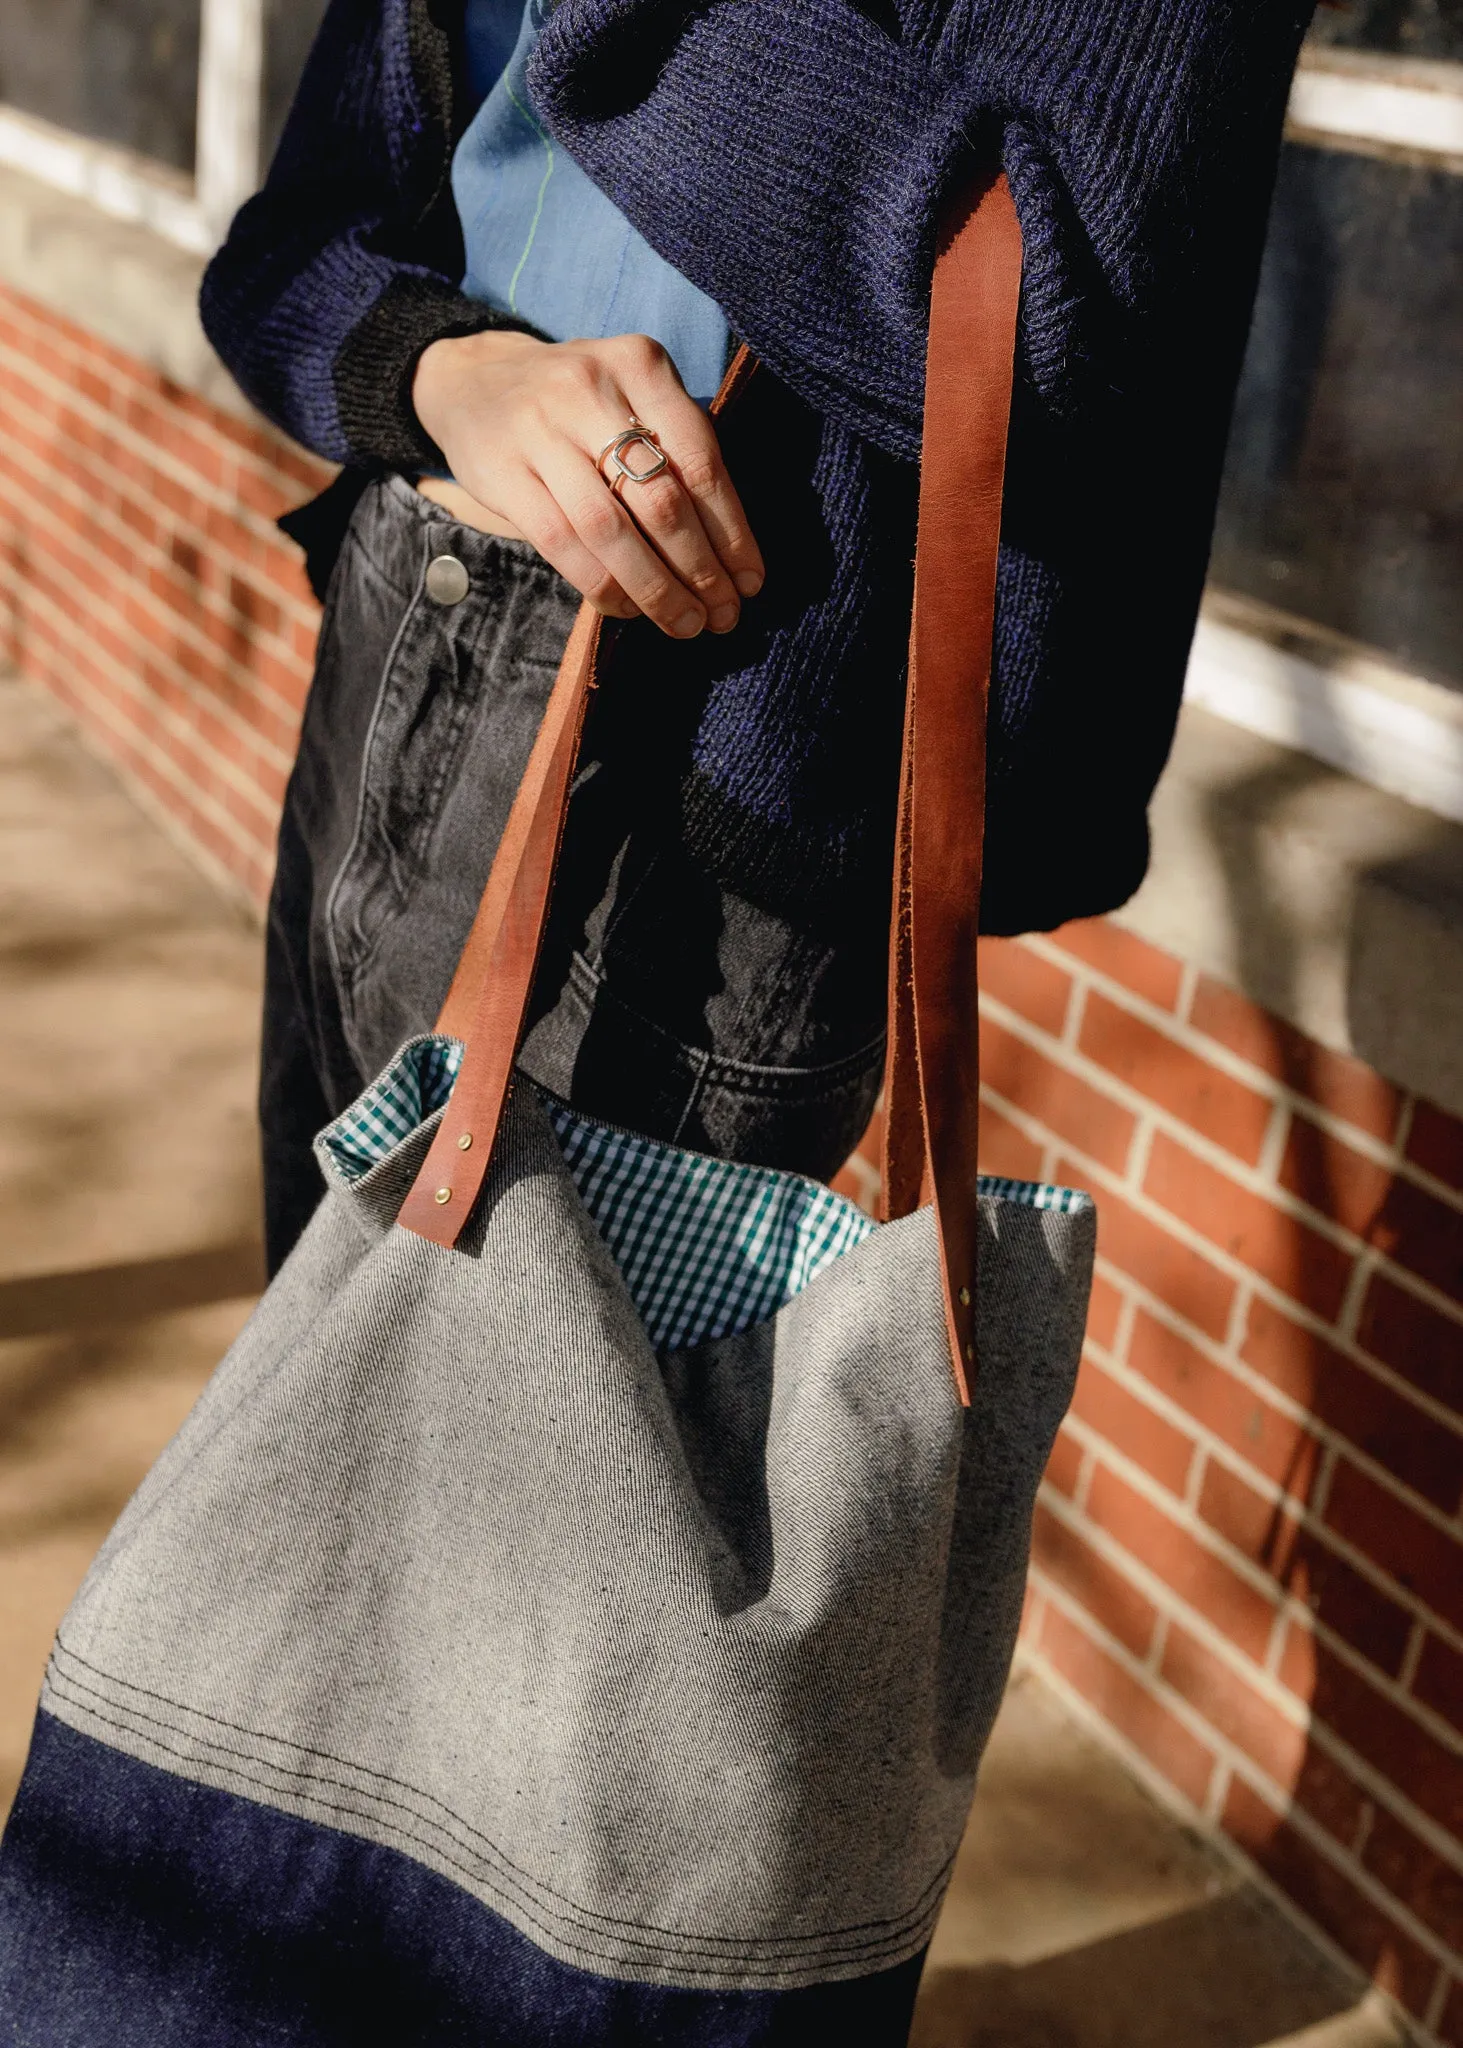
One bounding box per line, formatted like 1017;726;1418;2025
1222;1779;1439;2017
1085;1271;1124;1352
1355;1274;1463;1416
187;398;278;463
1044;1425;1085;1499
244;646;313;720
1031;1501;1159;1658
982;1017;1136;1173
1290;1742;1370;1848
1070;1353;1196;1496
1414;1635;1463;1735
272;441;333;495
1037;1601;1217;1806
1408;1100;1463;1195
1363;1805;1463;1951
259;544;319;611
1310;1643;1463;1841
1325;1459;1463;1636
232;454;301;523
1282;1115;1463;1310
1161;1624;1307;1786
1078;989;1274;1165
1243;1297;1463;1512
977;937;1073;1036
1131;1309;1318;1495
1046;918;1185;1012
1441;1977;1463;2047
1276;1546;1415;1683
1191;978;1405;1145
120;398;228;489
830;1157;876;1210
1199;1459;1303;1569
977;1095;1043;1182
1145;1131;1354;1321
1085;1460;1278;1660
226;572;287;641
1064;1167;1236;1340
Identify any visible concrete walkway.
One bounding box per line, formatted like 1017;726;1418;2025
0;677;1408;2046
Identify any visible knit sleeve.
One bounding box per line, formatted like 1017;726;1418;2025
199;0;534;471
530;0;1309;462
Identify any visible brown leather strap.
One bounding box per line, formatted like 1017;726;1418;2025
398;346;758;1242
402;183;1023;1406
879;174;1023;1402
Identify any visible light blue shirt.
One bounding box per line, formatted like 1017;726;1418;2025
453;0;732;405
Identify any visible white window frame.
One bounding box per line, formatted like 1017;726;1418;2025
1185;43;1463;823
0;0;261;255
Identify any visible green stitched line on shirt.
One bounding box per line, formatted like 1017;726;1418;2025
504;79;554;317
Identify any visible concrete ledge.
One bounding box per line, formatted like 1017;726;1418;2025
0;158;247;418
1119;701;1463;1118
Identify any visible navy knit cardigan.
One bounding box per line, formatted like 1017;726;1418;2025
200;0;1311;934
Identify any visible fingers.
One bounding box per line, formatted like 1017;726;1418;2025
413;328;765;640
535;441;714;639
613;337;765;603
602;455;742;634
506;475;641;622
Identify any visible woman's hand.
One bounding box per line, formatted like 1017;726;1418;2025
412;329;764;638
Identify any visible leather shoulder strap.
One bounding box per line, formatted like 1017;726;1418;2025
882;175;1023;1401
401;181;1024;1405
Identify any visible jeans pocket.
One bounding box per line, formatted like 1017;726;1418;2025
327;582;489;1017
325;514;577;1069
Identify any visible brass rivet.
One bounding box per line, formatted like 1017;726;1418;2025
964;1342;975;1361
434;1186;452;1205
958;1285;971;1306
457;1131;473;1151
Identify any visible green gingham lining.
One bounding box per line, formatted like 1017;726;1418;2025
974;1174;1089;1215
539;1095;875;1352
319;1036;1090;1351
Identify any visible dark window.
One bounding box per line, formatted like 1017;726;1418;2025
1309;0;1463;63
1213;139;1463;693
0;0;201;174
261;0;329;170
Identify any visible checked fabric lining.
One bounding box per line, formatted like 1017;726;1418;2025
321;1036;1088;1354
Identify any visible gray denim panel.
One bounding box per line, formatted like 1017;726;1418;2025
263;473;888;1265
48;1082;1092;1991
319;479;582;1082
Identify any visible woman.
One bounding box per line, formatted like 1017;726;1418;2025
0;8;1315;2040
200;0;1311;1276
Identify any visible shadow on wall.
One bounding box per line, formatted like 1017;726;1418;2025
1192;739;1458;2018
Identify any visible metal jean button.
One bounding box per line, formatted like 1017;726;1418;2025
425;554;470;606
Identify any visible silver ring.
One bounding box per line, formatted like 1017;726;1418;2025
596;420;670;487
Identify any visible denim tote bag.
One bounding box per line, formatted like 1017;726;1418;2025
0;177;1094;2045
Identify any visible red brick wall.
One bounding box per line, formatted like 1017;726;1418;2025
0;283;327;907
841;923;1463;2039
4;288;1461;2037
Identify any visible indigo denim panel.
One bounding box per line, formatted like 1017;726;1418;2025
0;1714;927;2046
263;475;886;1272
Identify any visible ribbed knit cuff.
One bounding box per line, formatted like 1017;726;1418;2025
333;274;536;474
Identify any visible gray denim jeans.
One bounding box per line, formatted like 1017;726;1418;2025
262;475;888;1271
